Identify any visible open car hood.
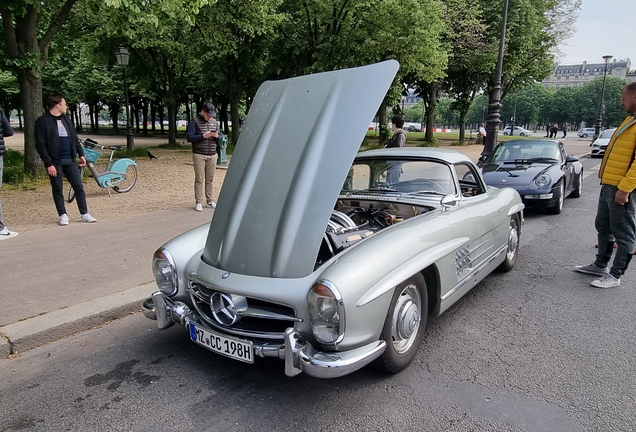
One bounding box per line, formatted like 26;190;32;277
202;61;399;278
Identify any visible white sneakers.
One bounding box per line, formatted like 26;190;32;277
195;202;216;211
0;227;18;240
81;213;97;223
59;213;97;225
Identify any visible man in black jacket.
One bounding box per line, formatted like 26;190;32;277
35;94;97;226
0;107;17;238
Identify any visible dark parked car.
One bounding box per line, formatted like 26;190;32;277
481;139;583;214
405;125;421;132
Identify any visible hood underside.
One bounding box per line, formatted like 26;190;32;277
202;61;399;278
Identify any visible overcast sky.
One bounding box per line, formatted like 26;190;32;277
559;0;634;65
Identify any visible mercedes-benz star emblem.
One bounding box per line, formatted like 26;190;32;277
221;272;231;279
211;293;247;326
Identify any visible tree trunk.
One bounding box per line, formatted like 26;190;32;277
459;110;468;143
16;68;44;175
142;98;149;136
424;82;440;142
378;99;388;144
150;102;157;133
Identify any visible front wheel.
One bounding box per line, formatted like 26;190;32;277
582;133;588;138
570;169;583;198
547;182;565;214
497;214;521;272
372;274;428;373
111;165;137;193
503;132;509;136
68;166;85;203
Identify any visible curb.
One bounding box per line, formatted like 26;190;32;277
0;282;157;358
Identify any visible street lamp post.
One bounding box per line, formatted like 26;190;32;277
593;55;613;142
115;45;135;151
481;0;510;161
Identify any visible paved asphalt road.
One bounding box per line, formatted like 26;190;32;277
2;155;635;431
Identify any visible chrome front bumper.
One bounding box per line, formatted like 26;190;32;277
142;292;385;378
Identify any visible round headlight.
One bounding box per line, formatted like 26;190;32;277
152;248;178;296
307;280;345;345
535;174;552;187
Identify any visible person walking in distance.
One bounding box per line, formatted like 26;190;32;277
186;102;219;211
35;94;97;226
0;107;17;238
561;123;568;139
574;82;636;288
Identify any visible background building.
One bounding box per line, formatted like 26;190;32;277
542;58;634;89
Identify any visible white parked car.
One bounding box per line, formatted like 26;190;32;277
503;126;532;136
577;128;595;138
591;128;616;158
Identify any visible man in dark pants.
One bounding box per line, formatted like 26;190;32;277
35;94;97;226
574;82;636;288
0;107;17;238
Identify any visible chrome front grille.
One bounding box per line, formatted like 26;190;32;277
188;280;299;340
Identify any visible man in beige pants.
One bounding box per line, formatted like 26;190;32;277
186;102;219;211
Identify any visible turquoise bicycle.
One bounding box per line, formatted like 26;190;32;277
68;138;138;202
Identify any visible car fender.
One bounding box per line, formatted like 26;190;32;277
159;223;210;300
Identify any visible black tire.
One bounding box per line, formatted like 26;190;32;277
570;169;583;198
520;133;526;137
503;132;509;136
546;182;565;215
67;166;84;203
112;165;137;193
497;214;520;272
372;274;428;373
582;133;588;138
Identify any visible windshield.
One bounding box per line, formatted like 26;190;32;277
599;129;616;139
489;141;560;163
342;159;456;196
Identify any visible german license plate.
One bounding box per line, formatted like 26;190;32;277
188;322;254;364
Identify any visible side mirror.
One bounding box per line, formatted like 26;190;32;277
440;194;458;210
565;155;578;163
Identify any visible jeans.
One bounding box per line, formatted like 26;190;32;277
48;159;88;216
595;184;636;278
0;155;4;230
193;153;216;204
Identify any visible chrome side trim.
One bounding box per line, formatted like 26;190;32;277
442;244;506;302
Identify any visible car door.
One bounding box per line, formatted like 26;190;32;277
454;162;508;273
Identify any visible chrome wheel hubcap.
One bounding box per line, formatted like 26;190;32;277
391;284;422;354
506;221;519;261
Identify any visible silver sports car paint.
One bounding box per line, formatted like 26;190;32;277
202;61;399;278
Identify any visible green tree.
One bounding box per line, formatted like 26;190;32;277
0;0;208;173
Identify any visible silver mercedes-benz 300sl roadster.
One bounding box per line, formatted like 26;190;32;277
142;60;524;378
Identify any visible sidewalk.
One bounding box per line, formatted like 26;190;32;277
0;138;591;359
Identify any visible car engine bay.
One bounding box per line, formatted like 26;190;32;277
315;199;433;268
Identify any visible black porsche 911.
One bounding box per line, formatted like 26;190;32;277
481;140;583;214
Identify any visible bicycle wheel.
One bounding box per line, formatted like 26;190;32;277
68;166;85;203
112;165;138;193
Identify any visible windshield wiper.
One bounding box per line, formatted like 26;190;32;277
404;190;446;196
365;186;399;192
525;157;558;163
497;166;519;177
